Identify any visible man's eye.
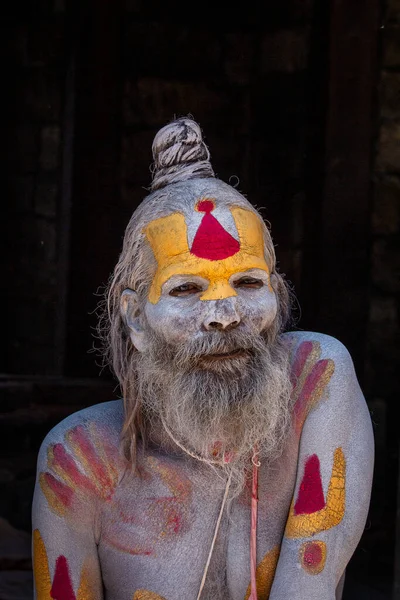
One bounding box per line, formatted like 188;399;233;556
169;284;201;297
234;278;264;289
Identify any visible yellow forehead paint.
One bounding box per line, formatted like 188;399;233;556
144;204;271;303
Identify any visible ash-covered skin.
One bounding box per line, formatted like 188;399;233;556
32;118;374;600
144;267;277;347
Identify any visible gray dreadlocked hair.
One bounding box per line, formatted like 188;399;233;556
98;117;292;467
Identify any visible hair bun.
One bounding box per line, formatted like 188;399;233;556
151;117;215;191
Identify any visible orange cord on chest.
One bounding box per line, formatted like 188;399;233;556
249;447;260;600
196;448;260;600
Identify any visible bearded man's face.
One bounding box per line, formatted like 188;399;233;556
123;195;278;361
144;267;278;360
119;192;292;482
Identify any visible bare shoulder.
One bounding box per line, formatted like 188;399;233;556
37;399;124;460
282;330;355;373
281;331;365;427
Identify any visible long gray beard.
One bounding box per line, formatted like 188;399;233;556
135;325;293;496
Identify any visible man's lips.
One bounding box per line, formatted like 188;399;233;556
201;349;249;360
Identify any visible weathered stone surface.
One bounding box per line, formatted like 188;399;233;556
39;126;60;171
8;176;34;213
261;28;309;73
123;77;233;128
123;22;222;79
12;125;39;174
15;69;62;122
375;122;400;173
0;571;33;600
121;129;154;184
372;176;400;234
387;0;400;23
26;21;65;68
382;25;400;68
0;518;31;565
371;238;400;293
34;182;58;218
224;33;255;85
120;182;150;212
0;378;116;412
380;72;400;119
369;296;398;325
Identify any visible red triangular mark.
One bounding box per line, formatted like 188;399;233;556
191;200;240;261
51;556;76;600
294;454;326;515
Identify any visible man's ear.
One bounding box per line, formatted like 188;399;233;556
120;289;146;352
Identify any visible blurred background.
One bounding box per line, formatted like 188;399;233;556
2;0;400;598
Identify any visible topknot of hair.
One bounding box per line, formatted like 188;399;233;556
150;117;215;191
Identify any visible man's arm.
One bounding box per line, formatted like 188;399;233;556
270;334;374;600
32;417;106;599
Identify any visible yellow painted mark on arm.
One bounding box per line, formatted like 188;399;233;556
133;591;167;600
77;557;99;600
33;529;52;600
285;447;346;539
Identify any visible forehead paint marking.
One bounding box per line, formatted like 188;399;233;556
191;199;240;260
144;204;271;303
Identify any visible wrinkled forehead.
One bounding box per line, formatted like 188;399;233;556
142;179;270;303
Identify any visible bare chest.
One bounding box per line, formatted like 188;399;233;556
98;447;298;600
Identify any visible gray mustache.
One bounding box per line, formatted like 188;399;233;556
170;329;268;363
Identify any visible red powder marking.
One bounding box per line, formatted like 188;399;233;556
167;510;182;534
68;426;114;497
211;441;222;458
197;199;215;213
294;454;325;515
291;341;314;387
191;202;240;261
43;472;74;508
50;444;96;493
103;534;153;556
50;555;76;600
294;359;331;427
303;542;323;567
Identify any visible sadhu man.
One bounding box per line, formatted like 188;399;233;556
32;118;374;600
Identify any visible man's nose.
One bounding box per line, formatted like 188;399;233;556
203;300;241;331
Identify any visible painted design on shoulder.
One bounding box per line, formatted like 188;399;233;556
299;540;327;575
285;448;346;538
145;456;192;538
33;529;97;600
144;202;271;303
100;455;193;555
290;340;335;434
39;422;123;518
133;591;167;600
244;545;280;600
